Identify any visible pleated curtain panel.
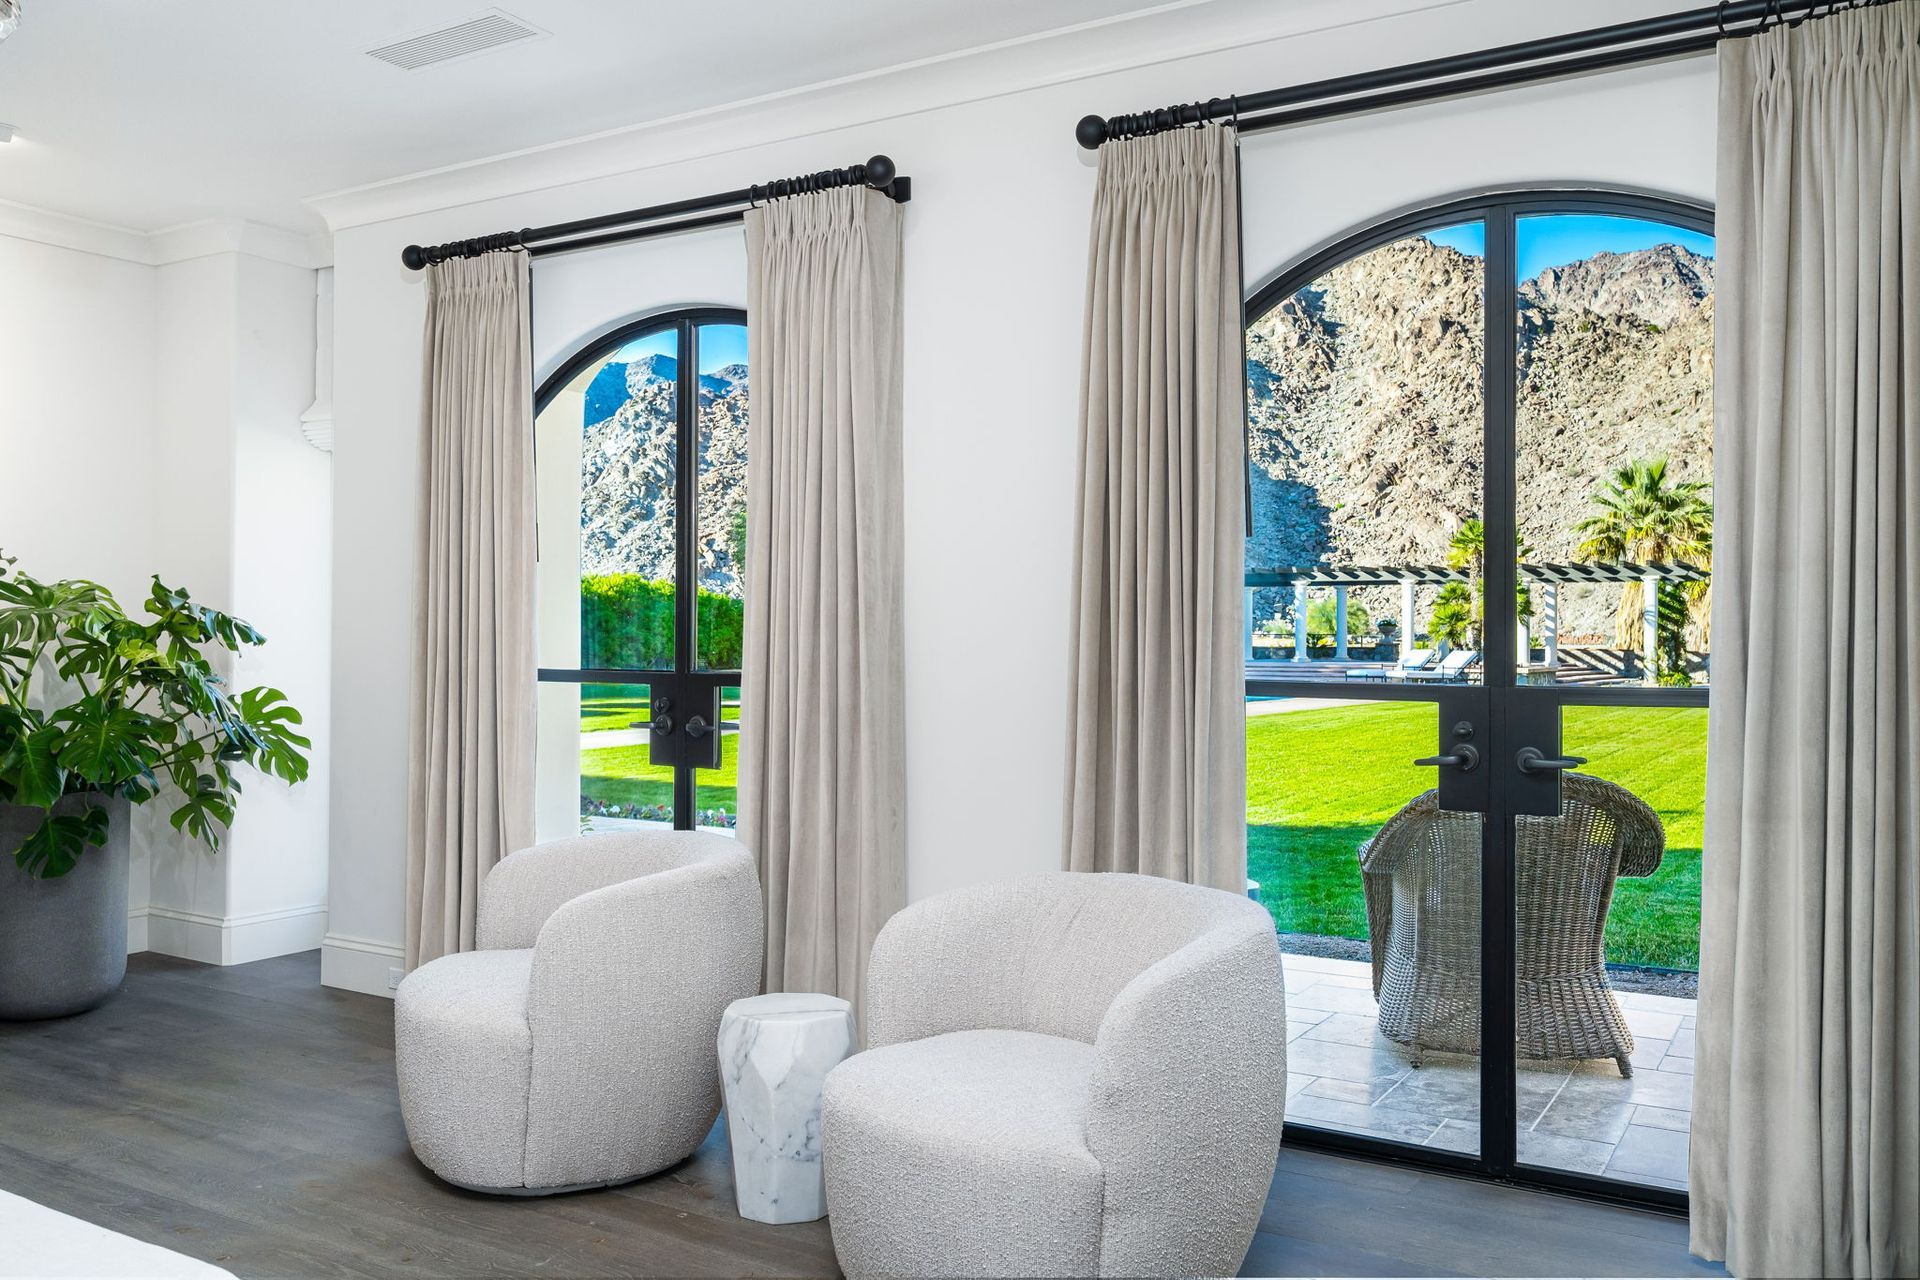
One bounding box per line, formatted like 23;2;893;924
1063;124;1248;893
405;253;539;970
739;187;907;1013
1693;5;1919;1276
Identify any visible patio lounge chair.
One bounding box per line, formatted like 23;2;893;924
1357;773;1664;1076
1406;648;1479;681
1392;648;1437;678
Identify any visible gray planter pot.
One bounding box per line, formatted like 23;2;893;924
0;796;129;1020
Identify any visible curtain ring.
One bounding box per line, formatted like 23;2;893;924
1715;0;1729;37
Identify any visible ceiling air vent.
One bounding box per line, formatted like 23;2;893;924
365;9;547;72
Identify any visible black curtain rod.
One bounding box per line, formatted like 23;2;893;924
400;154;909;270
1075;0;1889;148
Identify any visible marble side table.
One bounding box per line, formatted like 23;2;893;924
717;992;854;1224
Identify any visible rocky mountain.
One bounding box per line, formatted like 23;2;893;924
575;240;1712;644
1246;238;1713;641
578;356;749;596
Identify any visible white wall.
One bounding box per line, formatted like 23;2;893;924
0;236;159;603
0;223;329;961
223;255;332;957
0;234;161;942
320;0;1718;995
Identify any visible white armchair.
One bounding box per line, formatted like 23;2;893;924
394;830;762;1194
821;871;1287;1279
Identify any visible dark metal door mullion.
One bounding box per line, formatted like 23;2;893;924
672;318;700;829
1479;207;1521;1176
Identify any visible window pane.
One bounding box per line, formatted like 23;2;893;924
1513;704;1702;1189
545;325;681;672
696;323;748;672
1513;214;1715;688
695;685;742;833
578;681;677;829
1249;695;1480;1154
1246;222;1486;685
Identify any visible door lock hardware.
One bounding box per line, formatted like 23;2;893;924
1415;744;1481;771
1516;747;1587;774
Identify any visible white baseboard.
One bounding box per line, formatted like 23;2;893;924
321;932;403;1000
127;908;149;955
144;904;328;966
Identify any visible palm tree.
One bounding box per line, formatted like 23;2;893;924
1574;458;1713;676
1428;518;1531;648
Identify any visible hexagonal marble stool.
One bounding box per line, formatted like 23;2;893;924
717;992;855;1224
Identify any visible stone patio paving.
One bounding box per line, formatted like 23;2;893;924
1283;951;1695;1190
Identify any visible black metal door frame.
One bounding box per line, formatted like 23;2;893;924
535;307;746;831
1246;191;1712;1213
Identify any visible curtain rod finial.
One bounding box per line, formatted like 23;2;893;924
401;244;428;271
863;154;896;188
1076;115;1108;150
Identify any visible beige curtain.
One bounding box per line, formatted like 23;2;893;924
1694;6;1919;1276
1062;124;1247;894
405;252;538;970
739;187;906;1010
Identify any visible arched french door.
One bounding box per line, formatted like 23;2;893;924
1244;192;1713;1208
532;307;748;836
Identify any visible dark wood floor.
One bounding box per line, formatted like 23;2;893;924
0;953;1725;1279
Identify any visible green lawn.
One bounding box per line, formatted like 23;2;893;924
1248;701;1705;970
576;690;1703;969
580;730;739;816
580;684;741;734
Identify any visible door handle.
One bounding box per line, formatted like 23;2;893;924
651;698;674;736
683;715;711;740
1516;747;1587;773
1415;744;1480;772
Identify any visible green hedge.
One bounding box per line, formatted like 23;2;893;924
581;574;743;670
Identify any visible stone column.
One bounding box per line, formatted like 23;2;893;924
1334;586;1350;661
1245;587;1256;663
1293;579;1309;663
1543;583;1560;669
1642;573;1660;685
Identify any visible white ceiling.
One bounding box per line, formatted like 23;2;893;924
0;0;1179;234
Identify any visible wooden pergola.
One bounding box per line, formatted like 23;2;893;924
1245;562;1710;682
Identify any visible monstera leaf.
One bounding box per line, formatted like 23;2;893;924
0;551;312;878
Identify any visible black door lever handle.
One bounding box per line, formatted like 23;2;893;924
1415;744;1480;771
683;715;711;739
1516;747;1587;773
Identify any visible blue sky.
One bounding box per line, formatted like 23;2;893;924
612;322;747;372
1421;214;1716;279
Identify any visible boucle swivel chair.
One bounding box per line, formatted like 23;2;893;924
395;830;761;1193
821;871;1287;1279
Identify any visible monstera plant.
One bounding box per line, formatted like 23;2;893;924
0;550;310;878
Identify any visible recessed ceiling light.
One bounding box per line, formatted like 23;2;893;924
0;0;19;42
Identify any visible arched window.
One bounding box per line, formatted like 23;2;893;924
1243;192;1713;1200
533;308;747;837
1245;193;1715;686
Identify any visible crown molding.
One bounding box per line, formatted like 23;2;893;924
0;200;331;268
146;217;332;269
304;0;1470;232
0;197;153;263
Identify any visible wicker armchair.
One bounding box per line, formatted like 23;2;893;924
1357;774;1664;1077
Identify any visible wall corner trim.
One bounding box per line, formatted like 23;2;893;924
321;932;404;1001
143;903;329;966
